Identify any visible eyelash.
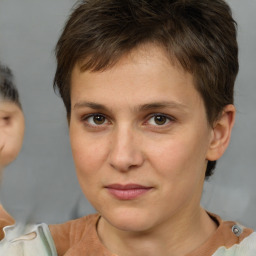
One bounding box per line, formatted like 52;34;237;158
81;113;111;129
145;113;175;127
81;113;175;129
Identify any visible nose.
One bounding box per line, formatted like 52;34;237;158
108;126;144;172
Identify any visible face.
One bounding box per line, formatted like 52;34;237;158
69;45;215;233
0;100;25;168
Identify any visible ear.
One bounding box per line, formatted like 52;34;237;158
206;104;236;161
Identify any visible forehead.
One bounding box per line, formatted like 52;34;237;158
0;100;21;113
70;44;209;126
71;44;200;102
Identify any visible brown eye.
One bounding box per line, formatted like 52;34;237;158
93;115;106;125
83;114;109;127
147;114;171;126
0;116;11;126
154;115;167;125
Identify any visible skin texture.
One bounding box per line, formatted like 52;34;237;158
0;101;25;169
69;44;235;256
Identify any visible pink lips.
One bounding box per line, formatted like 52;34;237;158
105;184;152;200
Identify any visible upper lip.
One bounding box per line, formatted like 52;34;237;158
105;184;152;190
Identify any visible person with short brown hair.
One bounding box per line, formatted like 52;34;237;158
50;0;256;255
0;64;57;256
0;63;24;239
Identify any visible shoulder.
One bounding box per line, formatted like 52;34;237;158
0;205;15;240
210;212;254;244
212;232;256;255
49;213;100;256
0;223;57;256
208;212;256;255
189;212;255;256
50;213;99;237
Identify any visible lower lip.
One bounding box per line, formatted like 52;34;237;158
106;188;152;200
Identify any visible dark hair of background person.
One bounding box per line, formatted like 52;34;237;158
53;0;238;177
0;63;21;108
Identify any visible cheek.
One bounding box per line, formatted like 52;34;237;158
0;130;24;167
146;131;210;180
0;143;19;166
70;133;109;180
145;135;209;210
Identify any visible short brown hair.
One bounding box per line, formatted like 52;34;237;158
54;0;238;177
0;63;21;108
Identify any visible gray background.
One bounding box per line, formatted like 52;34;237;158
0;0;255;228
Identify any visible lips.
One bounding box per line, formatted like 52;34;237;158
105;184;153;200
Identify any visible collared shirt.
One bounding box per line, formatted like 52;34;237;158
0;205;57;256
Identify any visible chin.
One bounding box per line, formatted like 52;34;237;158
102;208;154;233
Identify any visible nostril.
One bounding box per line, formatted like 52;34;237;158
109;150;144;172
109;130;144;171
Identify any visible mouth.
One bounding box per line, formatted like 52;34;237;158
104;184;153;200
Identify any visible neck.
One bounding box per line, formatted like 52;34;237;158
98;207;217;256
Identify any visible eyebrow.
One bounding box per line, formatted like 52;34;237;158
138;102;188;112
73;101;188;112
74;101;108;111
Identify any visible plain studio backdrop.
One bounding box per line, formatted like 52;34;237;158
0;0;255;227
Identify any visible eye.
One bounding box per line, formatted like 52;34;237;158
83;114;109;126
3;116;10;121
0;116;11;126
147;114;172;126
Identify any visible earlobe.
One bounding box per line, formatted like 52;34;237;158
206;104;236;161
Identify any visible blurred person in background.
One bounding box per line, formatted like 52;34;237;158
0;63;24;238
0;63;56;256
